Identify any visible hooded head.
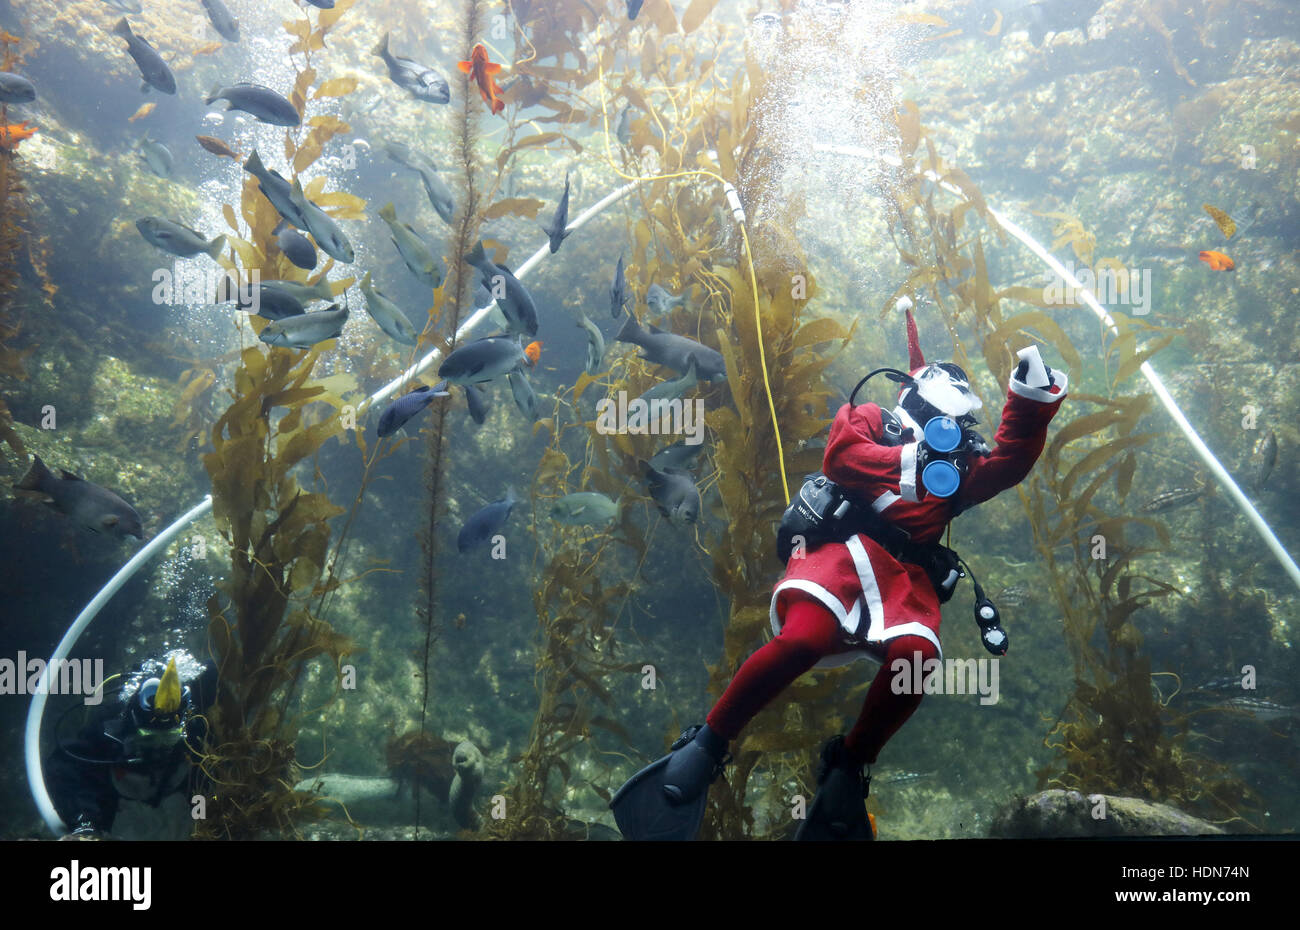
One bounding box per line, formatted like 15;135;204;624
897;302;983;428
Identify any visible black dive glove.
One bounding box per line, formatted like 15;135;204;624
1014;357;1057;387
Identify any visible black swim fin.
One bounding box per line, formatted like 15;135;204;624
794;735;874;841
610;724;729;841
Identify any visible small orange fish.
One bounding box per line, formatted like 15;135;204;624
458;44;505;116
196;135;238;160
128;102;156;123
0;121;37;150
524;340;543;364
1199;250;1235;271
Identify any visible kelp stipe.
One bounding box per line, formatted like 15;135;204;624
191;2;365;839
884;101;1253;827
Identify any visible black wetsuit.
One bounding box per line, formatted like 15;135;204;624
45;662;217;834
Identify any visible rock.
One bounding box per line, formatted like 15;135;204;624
990;790;1226;837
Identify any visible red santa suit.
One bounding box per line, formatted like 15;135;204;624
772;369;1068;667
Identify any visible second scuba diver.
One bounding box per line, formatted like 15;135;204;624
611;301;1068;840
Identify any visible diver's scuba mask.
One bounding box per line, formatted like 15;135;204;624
115;659;191;764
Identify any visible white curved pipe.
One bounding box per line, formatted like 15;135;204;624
25;177;644;835
814;142;1300;591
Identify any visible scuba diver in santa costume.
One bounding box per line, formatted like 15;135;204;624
610;299;1068;840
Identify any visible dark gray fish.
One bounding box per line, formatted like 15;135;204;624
464;242;538;338
1253;430;1277;491
609;252;629;318
373;32;450;104
14;455;143;539
648;438;703;473
303;0;335;7
227;277;331;320
616;314;726;381
637;357;697;404
614;105;632;146
465;382;491;425
438;335;527;385
541;172;572;254
1139;486;1204;514
113;19;176;95
259;304;348;349
136;216;225;259
274;220;318;270
627;0;644;20
644;461;700;526
384;141;455;226
376;382;450;437
206;83;301;127
201;0;240;42
243;150;310;230
289;177;354;263
458;490;517;552
100;0;142;14
0;72;36;104
508;369;539;422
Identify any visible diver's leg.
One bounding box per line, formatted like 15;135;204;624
843;634;939;765
797;634;939;841
705;597;842;740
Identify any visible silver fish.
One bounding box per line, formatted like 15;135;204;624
113;19;175;95
289;177;354;264
646;283;687;315
137;133;173;179
259;304;349;349
550;492;619;526
377;202;442;289
578;315;605;375
508;369;539;422
1139;487;1203;514
644;461;700;526
14;455;143;539
136;216;225;260
1253;430;1277;491
1220;697;1296;723
360;272;418;346
616;314;726;381
206;83;300;127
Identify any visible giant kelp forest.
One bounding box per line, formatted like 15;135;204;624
1;0;1296;841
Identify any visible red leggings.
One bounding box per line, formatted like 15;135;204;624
705;598;938;765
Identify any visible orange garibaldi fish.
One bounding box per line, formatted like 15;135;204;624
1198;250;1235;272
458;43;505;115
0;121;37;150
